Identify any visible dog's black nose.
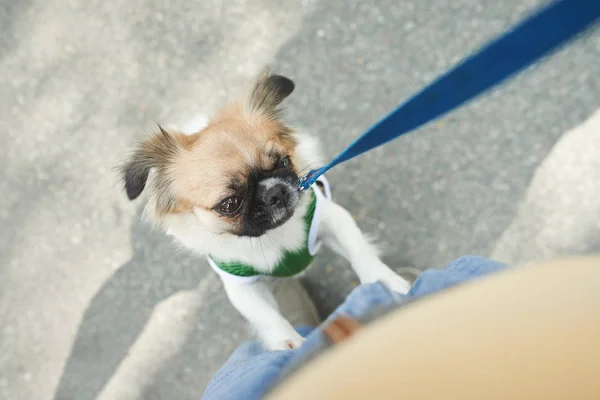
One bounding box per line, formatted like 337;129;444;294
263;183;290;207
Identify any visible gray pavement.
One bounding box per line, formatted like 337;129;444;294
1;0;599;399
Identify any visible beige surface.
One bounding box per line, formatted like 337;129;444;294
269;257;600;399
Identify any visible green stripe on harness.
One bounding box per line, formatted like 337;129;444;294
211;190;317;278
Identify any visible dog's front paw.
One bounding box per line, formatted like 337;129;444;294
263;330;306;351
360;261;412;295
378;270;412;294
277;336;306;351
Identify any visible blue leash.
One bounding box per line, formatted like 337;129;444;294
299;0;600;190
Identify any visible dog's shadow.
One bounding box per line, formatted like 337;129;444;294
52;208;218;400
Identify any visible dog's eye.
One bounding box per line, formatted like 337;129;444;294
279;156;291;169
215;197;244;215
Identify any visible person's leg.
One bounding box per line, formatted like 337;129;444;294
203;256;507;400
409;255;507;296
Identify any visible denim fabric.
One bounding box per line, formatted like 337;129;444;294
202;256;507;400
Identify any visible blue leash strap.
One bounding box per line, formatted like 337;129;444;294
299;0;600;190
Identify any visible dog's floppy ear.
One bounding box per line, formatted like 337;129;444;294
250;73;295;115
121;126;181;201
123;158;149;200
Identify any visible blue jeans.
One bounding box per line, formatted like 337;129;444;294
202;256;507;400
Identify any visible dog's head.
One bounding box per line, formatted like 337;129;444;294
122;73;311;238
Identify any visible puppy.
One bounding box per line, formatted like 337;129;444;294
122;73;411;350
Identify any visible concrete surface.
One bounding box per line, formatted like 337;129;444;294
1;0;599;399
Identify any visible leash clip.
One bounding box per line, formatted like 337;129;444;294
299;169;321;191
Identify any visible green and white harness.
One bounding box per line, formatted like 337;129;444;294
207;176;331;284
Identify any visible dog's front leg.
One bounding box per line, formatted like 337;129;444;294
319;197;412;294
221;278;305;350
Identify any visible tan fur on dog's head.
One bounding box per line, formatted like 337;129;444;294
122;73;314;237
